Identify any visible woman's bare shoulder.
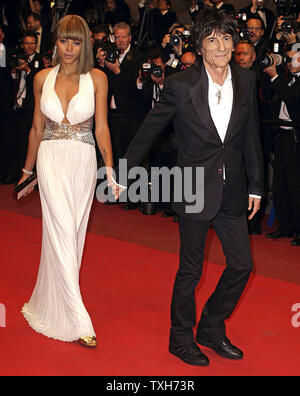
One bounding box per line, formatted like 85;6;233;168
90;68;108;83
34;67;54;87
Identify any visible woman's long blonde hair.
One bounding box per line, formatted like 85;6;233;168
53;14;94;74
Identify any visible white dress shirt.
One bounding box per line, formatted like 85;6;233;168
206;65;233;144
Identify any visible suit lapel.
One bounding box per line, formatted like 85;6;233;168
224;64;243;143
189;63;221;142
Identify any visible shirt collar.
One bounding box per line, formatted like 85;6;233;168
206;65;232;87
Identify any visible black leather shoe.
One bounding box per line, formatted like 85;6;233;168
291;235;300;246
169;343;209;366
266;230;294;239
196;336;243;360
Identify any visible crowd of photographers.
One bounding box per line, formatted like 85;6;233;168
0;0;299;245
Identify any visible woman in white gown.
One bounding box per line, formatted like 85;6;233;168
18;15;115;347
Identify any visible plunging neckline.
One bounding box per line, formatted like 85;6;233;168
53;65;81;124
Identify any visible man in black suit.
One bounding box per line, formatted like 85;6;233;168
263;47;300;247
27;13;52;55
5;31;43;184
246;14;270;59
239;0;275;39
114;8;264;366
104;22;145;209
138;0;177;47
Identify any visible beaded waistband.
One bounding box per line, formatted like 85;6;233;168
42;117;95;146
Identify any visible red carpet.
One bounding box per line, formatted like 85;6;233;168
0;209;300;376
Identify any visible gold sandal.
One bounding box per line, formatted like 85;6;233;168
78;336;97;348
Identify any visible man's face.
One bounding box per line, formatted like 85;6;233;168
235;43;256;69
286;51;300;74
247;19;264;44
200;32;234;70
22;36;37;56
157;0;169;12
254;0;265;8
27;16;40;32
114;28;131;51
181;52;196;68
107;0;116;12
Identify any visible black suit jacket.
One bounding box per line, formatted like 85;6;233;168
264;72;300;126
39;28;52;56
11;53;43;112
106;46;145;116
118;61;264;220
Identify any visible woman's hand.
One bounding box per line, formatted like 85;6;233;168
17;173;35;198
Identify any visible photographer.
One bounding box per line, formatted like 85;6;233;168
275;9;300;45
263;45;300;246
138;0;177;48
246;14;270;58
137;48;178;218
239;0;275;39
5;31;43;184
92;24;110;69
105;22;145;182
0;24;15;183
27;12;52;55
104;0;131;29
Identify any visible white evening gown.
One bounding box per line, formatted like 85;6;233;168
22;65;97;342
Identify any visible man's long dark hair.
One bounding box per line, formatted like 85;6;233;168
191;8;239;53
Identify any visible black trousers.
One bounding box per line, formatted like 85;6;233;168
273;130;300;234
170;186;253;346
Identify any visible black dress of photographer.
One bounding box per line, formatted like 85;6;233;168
263;49;300;246
9;46;43;180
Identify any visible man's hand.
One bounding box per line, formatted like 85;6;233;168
263;61;278;79
248;196;261;220
105;59;121;75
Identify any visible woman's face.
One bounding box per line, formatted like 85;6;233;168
56;38;82;65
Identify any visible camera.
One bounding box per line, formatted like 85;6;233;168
141;62;163;83
279;17;300;34
95;36;120;64
170;30;192;51
259;43;284;68
260;53;284;67
6;50;28;70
